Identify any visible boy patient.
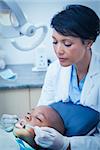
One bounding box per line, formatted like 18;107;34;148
13;101;99;149
13;104;64;149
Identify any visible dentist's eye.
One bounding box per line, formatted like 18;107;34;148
53;41;57;45
64;43;71;47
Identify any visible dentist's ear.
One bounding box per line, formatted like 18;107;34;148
84;40;93;50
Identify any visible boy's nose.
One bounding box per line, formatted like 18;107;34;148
25;114;32;122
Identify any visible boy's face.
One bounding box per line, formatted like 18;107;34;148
13;106;56;148
15;106;53;129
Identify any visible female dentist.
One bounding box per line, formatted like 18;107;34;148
34;5;100;150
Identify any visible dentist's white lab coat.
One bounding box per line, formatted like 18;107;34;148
38;51;100;150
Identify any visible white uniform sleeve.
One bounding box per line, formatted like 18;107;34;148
70;123;100;150
37;60;59;106
0;128;20;150
70;135;100;150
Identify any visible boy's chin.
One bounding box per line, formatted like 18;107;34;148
13;127;32;138
13;127;37;148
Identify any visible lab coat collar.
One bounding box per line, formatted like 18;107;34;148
55;52;100;104
55;65;72;102
80;52;100;106
88;51;100;78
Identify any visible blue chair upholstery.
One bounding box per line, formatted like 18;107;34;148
50;101;100;136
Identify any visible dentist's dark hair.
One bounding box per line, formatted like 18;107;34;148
51;4;100;42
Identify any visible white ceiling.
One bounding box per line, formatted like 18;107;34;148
30;0;100;2
17;0;100;3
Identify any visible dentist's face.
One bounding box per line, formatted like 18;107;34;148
52;30;88;67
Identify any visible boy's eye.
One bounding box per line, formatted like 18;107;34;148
35;116;42;122
34;114;45;122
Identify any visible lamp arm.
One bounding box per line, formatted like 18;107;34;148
0;0;48;51
2;0;27;25
11;26;48;51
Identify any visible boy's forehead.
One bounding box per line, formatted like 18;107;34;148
31;106;52;117
32;106;50;112
31;106;57;121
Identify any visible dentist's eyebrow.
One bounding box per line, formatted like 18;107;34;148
52;36;56;39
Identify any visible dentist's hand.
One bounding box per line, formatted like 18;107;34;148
0;114;19;132
34;126;70;150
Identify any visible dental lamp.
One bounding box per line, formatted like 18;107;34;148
0;0;48;51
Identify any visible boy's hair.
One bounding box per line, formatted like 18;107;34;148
39;106;65;135
51;4;100;42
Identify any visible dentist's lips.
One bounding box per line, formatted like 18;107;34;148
59;58;66;62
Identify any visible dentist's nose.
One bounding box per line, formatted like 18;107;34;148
55;43;64;55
